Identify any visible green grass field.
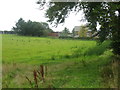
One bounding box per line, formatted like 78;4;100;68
2;34;113;88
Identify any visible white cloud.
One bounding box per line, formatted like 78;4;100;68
0;0;87;32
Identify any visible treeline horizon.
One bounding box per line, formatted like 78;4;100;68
12;18;53;36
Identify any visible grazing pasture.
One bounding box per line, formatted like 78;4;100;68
2;34;112;88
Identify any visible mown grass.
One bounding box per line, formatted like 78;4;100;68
2;34;113;88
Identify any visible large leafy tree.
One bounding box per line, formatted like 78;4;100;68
13;18;26;35
37;1;120;55
60;27;70;37
13;18;53;36
41;22;53;36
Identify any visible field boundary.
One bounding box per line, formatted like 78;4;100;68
0;34;2;89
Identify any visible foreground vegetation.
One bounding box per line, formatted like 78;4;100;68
2;34;117;88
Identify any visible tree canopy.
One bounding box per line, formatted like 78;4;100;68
79;25;89;38
62;27;70;34
13;18;53;36
37;1;120;55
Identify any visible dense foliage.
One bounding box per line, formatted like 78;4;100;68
13;18;53;36
37;1;120;55
61;27;70;36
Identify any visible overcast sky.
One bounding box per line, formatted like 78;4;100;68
0;0;87;32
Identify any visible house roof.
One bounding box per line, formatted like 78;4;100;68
74;26;81;31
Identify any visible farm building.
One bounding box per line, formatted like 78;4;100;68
48;32;61;37
73;26;92;38
86;31;92;37
73;26;81;38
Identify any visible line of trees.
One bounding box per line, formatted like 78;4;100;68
13;18;53;36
